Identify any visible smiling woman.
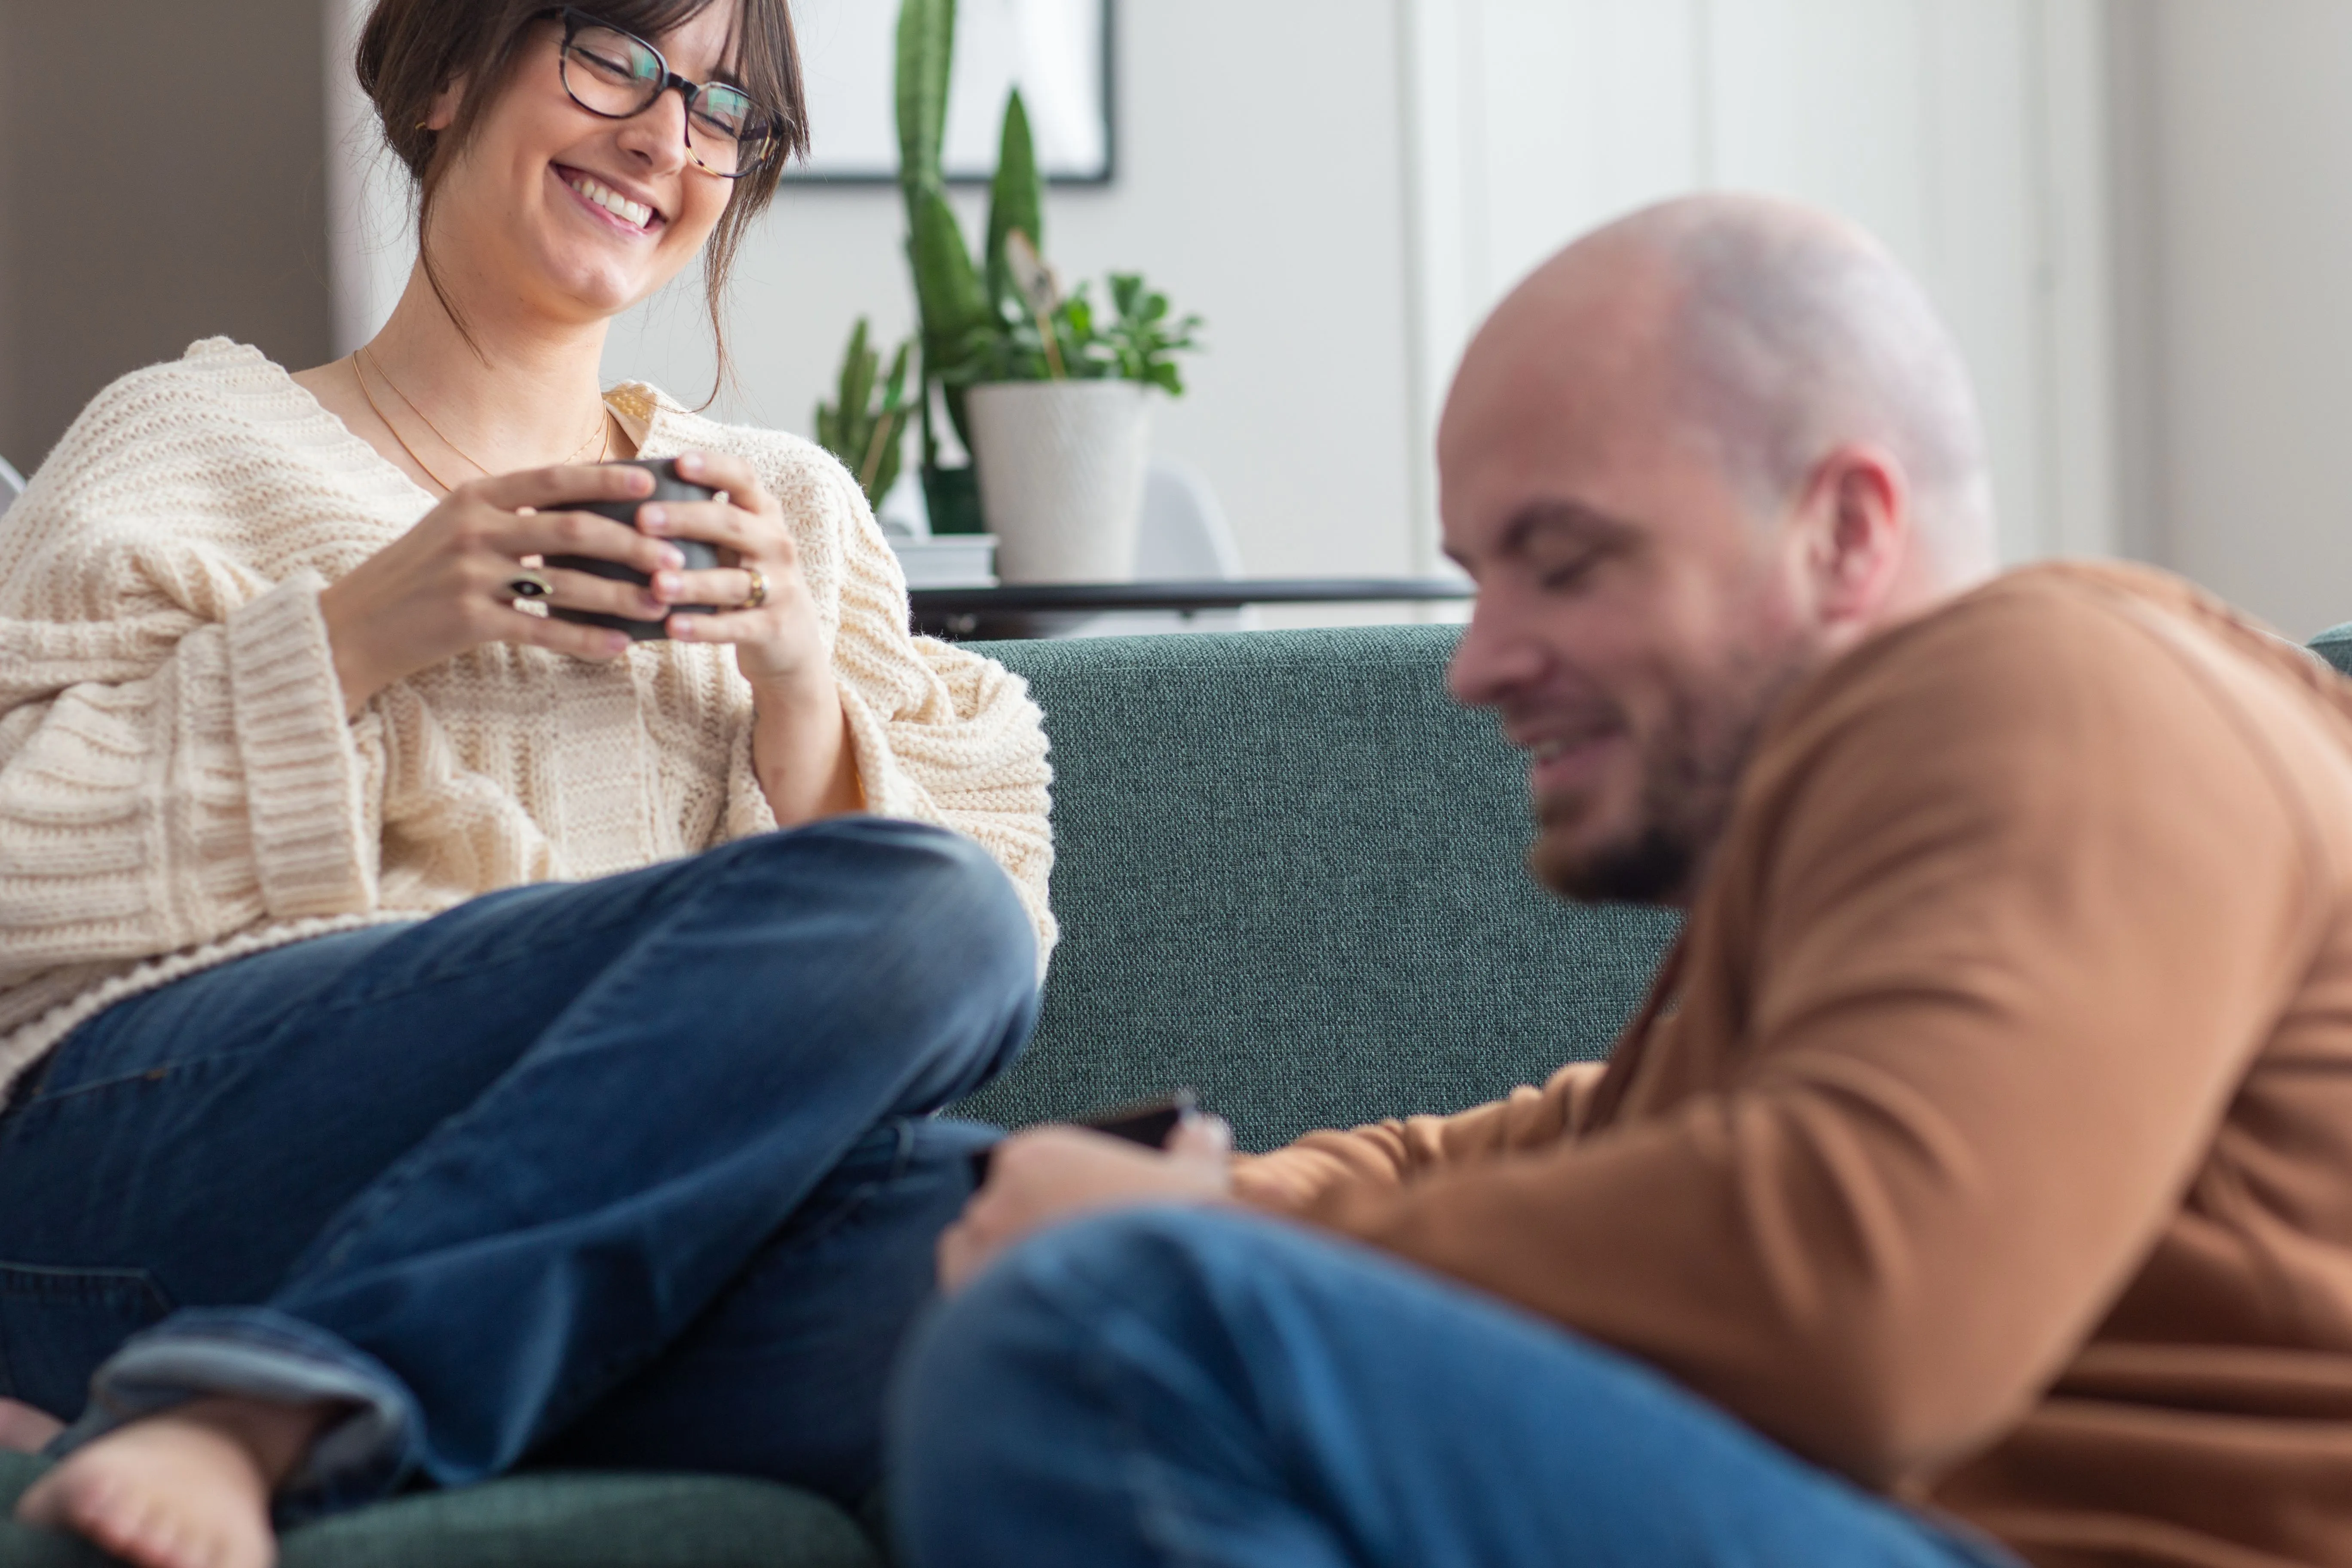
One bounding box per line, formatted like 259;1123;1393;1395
360;0;806;392
0;2;1056;1566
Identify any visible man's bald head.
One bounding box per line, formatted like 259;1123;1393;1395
1442;196;2000;908
1447;194;1997;585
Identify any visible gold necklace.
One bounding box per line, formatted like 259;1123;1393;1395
358;346;610;480
350;354;460;493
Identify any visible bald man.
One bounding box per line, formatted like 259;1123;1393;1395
888;195;2352;1568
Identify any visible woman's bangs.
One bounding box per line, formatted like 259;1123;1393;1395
583;0;797;120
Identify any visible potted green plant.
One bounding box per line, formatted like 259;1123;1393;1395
813;315;914;513
895;0;1201;581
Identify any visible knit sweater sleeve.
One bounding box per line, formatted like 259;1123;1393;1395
710;439;1057;963
0;374;379;984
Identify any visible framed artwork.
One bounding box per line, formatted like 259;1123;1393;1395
784;0;1115;185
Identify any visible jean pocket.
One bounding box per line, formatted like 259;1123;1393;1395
0;1262;173;1416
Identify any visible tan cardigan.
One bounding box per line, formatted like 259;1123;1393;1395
1240;564;2352;1568
0;340;1054;1095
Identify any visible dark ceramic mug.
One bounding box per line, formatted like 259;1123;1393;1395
546;457;720;642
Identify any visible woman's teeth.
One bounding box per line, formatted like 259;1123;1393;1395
568;173;654;230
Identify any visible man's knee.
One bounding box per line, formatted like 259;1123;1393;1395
913;1208;1269;1397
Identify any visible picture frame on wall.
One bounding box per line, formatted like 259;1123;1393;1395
784;0;1115;185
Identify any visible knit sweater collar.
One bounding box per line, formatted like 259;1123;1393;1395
201;338;692;500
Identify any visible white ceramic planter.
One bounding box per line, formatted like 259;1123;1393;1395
965;380;1153;583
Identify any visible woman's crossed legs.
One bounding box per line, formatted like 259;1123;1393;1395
0;818;1036;1567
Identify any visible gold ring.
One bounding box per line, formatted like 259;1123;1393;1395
506;569;553;601
742;565;768;609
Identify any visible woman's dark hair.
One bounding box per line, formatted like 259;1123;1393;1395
356;0;807;398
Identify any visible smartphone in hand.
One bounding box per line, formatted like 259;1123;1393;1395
1075;1088;1200;1150
971;1089;1203;1184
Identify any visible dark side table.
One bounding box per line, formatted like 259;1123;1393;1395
909;578;1473;640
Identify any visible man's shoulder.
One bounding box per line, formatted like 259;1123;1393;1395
1809;562;2328;735
1754;561;2352;865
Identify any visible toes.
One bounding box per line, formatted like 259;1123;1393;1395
95;1499;198;1568
81;1488;163;1560
12;1421;282;1568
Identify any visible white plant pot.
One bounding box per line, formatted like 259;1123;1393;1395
965;380;1153;584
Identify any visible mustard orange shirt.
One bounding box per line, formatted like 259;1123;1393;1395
1240;564;2352;1568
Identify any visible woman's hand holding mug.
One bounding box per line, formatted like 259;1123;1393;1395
633;450;829;692
318;462;677;716
318;451;829;720
638;450;861;823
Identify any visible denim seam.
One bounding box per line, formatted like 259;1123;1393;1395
16;1044;285;1112
0;1262;172;1320
538;1155;919;1438
320;897;653;1012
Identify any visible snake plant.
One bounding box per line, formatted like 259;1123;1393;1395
890;0;1200;531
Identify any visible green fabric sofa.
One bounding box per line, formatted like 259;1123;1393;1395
0;618;1827;1562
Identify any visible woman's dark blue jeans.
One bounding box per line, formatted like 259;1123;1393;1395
0;817;1038;1517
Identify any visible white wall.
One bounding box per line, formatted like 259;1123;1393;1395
330;0;1425;582
328;1;2131;589
2115;0;2352;640
1400;0;2119;569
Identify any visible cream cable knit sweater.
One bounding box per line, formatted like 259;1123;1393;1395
0;339;1055;1097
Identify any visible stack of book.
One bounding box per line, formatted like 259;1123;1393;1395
885;533;998;589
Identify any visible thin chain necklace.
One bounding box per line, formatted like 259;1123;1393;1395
350;353;459;494
354;346;609;490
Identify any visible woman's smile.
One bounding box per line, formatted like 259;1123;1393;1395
551;163;666;237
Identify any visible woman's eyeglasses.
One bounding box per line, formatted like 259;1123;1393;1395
550;7;782;180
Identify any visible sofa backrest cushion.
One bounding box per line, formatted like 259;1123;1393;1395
960;626;1681;1151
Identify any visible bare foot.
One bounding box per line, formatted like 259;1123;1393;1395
14;1396;334;1568
0;1398;62;1453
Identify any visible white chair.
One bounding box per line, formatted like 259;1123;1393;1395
1065;458;1256;637
0;456;24;518
1136;459;1244;579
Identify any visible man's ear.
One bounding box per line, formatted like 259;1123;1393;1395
1794;444;1909;634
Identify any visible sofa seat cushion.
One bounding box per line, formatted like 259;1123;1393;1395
0;1455;879;1567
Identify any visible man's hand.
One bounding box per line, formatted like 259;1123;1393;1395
940;1116;1235;1293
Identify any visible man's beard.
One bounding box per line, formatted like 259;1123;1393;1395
1529;647;1811;907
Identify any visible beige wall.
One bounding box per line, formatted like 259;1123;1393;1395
0;0;334;475
2111;0;2352;639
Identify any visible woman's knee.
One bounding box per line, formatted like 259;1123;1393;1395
698;822;1037;1089
715;820;1031;980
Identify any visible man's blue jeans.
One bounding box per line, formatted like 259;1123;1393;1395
891;1208;2024;1568
0;818;1037;1516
